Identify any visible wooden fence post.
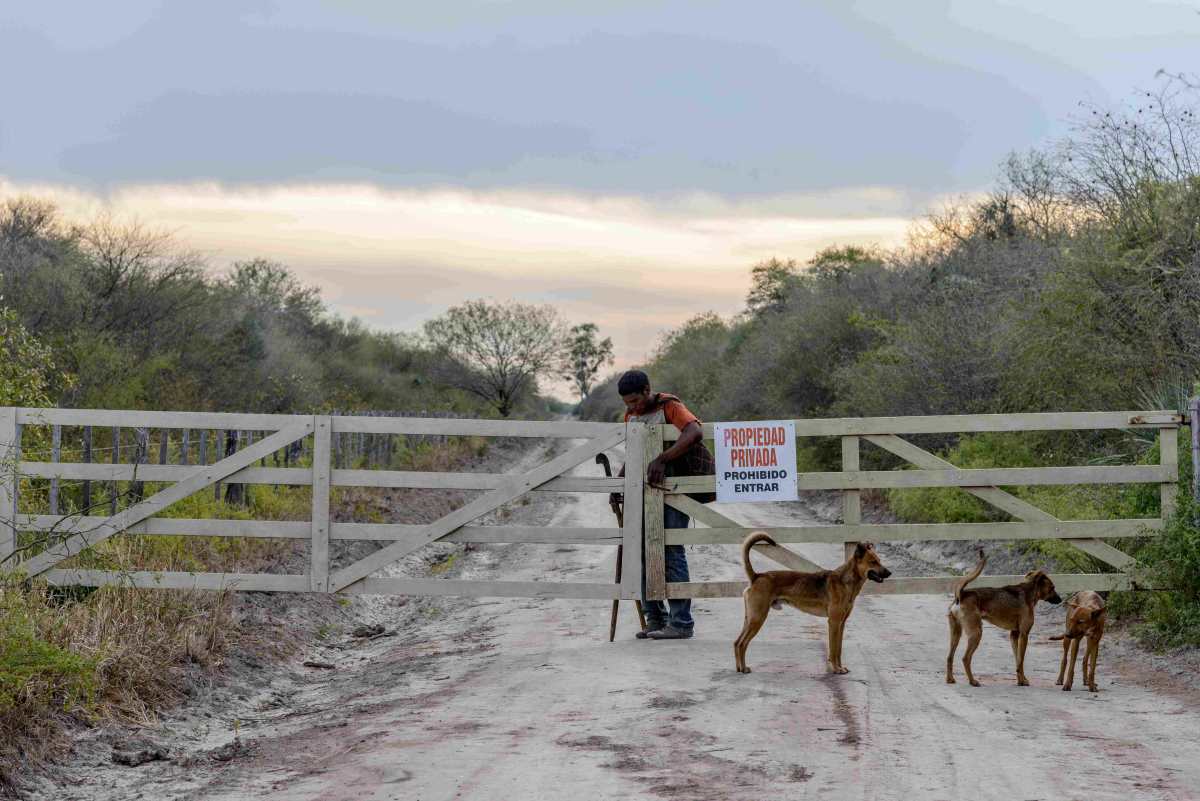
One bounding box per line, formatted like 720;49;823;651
842;435;861;562
334;420;343;469
214;430;226;502
49;425;61;515
311;416;332;592
110;426;120;515
643;423;666;601
132;427;148;502
0;408;19;566
81;426;92;513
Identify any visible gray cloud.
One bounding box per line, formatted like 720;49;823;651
2;0;1157;198
60;92;594;184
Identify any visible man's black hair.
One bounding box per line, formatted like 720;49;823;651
617;370;650;396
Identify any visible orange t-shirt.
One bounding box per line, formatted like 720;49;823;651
624;393;700;431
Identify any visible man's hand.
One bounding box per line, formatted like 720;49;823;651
647;456;667;487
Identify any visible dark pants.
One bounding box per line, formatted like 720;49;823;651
642;504;693;631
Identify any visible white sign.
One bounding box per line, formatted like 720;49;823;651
713;420;799;503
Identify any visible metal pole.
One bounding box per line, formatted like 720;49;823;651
1190;395;1199;503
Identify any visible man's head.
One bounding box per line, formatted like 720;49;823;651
618;370;653;417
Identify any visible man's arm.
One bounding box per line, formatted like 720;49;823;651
647;420;702;486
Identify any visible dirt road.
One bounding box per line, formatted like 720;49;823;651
46;440;1200;801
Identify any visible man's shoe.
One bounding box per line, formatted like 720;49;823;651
635;623;665;639
646;625;694;640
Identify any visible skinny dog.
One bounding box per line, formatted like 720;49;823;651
1052;591;1106;692
734;532;891;675
946;550;1062;687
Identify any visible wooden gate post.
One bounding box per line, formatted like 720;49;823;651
842;435;861;562
310;415;332;592
621;422;646;600
1161;425;1178;522
643;424;667;601
0;408;18;566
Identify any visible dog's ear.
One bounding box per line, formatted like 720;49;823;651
853;542;869;559
1091;608;1104;621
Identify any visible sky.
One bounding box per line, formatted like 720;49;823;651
1;0;1197;395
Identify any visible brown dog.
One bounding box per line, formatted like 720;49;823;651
946;550;1062;687
1052;591;1106;692
734;532;891;675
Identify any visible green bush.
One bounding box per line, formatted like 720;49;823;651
885;432;1044;524
883;430;1187;573
1114;494;1200;647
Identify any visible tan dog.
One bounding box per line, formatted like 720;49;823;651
734;532;891;675
946;550;1062;687
1052;591;1106;692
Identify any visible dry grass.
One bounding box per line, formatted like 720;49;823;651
0;434;489;791
0;581;233;788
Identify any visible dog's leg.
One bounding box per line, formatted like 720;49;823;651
1056;636;1069;686
1085;633;1100;692
1062;636;1080;691
1009;630;1021;677
735;592;770;674
1016;629;1031;686
946;612;962;684
826;615;849;674
962;618;983;687
734;594;748;672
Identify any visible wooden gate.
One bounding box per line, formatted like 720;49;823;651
0;407;1186;599
649;410;1184;599
0;408;640;599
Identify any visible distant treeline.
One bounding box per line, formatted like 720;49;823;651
0;202;550;417
582;81;1200;426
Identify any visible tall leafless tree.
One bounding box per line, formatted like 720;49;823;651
424;300;567;416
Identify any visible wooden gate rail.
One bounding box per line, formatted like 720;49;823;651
647;409;1185;600
659;411;1183;439
1;408;636;599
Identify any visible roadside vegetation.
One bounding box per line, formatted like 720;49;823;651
583;78;1200;648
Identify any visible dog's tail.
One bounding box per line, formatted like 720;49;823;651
741;531;778;583
954;548;987;604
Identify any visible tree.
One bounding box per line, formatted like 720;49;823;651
745;257;801;314
424;300;567;416
560;323;614;400
0;306;61;407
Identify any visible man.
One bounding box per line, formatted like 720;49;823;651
613;370;710;640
